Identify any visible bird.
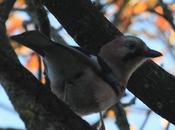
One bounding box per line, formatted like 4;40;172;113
11;31;162;116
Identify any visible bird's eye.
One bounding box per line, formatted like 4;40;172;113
126;43;136;49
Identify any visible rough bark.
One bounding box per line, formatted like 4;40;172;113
42;0;175;124
42;0;122;54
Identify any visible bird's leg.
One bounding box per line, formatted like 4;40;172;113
97;112;105;130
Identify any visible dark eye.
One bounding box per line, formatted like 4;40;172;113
127;43;136;49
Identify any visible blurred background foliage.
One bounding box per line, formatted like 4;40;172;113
0;0;175;130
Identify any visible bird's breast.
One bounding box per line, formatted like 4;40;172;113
62;68;119;115
45;55;120;115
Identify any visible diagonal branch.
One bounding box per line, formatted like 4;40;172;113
0;0;19;62
0;0;16;24
42;0;123;54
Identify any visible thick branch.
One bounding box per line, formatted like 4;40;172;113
0;0;19;61
128;61;175;124
0;0;16;24
42;0;175;124
42;0;123;54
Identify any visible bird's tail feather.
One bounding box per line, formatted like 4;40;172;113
11;31;52;56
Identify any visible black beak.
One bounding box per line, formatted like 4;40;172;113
143;49;162;58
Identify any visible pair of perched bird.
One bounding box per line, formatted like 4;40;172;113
11;31;162;117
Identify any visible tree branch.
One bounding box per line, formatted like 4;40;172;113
42;0;123;54
0;0;19;61
128;61;175;124
0;0;16;24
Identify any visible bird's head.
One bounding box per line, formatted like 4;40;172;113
100;36;162;83
121;35;162;62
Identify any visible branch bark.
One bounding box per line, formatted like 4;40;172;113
42;0;122;53
42;0;175;124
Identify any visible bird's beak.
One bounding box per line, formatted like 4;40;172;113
143;49;162;58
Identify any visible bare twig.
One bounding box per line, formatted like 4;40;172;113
113;0;130;26
37;54;42;81
165;122;170;130
122;97;136;107
115;103;130;130
149;0;175;31
0;128;21;130
139;110;152;130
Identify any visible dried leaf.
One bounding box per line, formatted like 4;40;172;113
26;53;40;73
6;14;23;34
133;2;148;14
155;16;170;31
155;6;163;15
14;0;26;8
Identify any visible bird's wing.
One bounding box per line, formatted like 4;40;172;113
11;31;121;96
11;31;101;76
69;46;122;95
71;46;91;56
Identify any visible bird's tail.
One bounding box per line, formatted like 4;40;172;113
11;31;52;56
